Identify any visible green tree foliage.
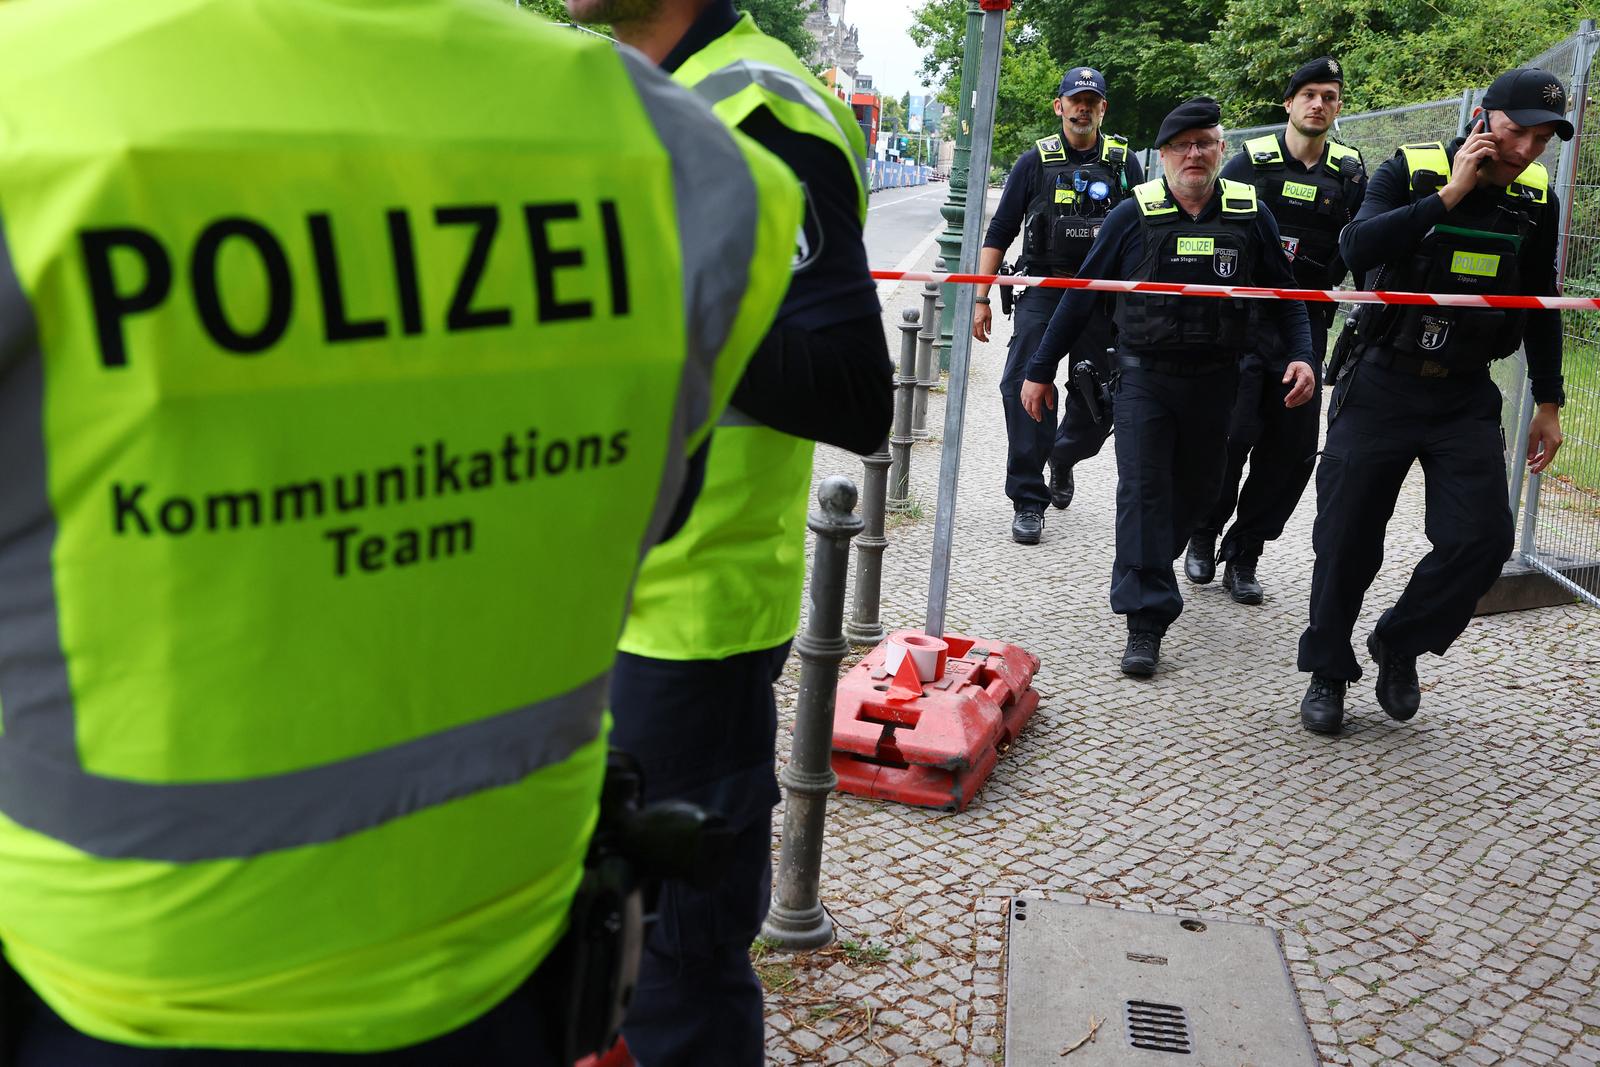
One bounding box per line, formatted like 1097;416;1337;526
1202;0;1587;125
911;0;1586;159
506;0;816;60
508;0;571;22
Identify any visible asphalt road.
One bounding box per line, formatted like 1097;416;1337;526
864;184;1004;304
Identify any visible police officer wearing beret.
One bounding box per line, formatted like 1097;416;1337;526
975;67;1143;544
1022;97;1315;675
1186;57;1367;605
1297;68;1569;733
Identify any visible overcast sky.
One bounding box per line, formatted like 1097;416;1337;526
848;1;931;100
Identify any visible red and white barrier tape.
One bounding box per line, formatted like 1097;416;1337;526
869;270;1598;312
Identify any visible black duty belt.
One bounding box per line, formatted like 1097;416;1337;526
1116;353;1236;377
1360;347;1484;380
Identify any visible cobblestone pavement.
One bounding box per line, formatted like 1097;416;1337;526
757;251;1600;1066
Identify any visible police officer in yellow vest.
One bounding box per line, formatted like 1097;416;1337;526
1186;57;1367;606
0;0;800;1062
1022;98;1316;677
1298;68;1569;734
565;1;891;1062
974;68;1144;543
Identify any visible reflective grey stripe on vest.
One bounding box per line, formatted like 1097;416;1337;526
694;60;868;186
618;47;763;553
718;405;763;428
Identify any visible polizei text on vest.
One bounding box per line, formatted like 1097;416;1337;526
79;201;630;366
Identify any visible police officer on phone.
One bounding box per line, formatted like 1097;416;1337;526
1297;67;1570;734
974;66;1143;543
1186;57;1366;606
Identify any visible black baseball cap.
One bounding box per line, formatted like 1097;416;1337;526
1483;68;1575;140
1057;67;1107;100
1284;56;1343;100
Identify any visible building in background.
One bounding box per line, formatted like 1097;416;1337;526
806;0;861;80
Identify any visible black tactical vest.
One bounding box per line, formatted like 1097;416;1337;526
1242;133;1365;289
1358;142;1548;367
1020;132;1130;276
1113;177;1262;353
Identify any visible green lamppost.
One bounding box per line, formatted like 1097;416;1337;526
934;0;984;372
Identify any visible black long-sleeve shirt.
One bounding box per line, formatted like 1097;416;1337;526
662;0;891;454
1339;139;1564;405
1024;181;1313;384
983;139;1146;254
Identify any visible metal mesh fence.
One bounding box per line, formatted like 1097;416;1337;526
1523;28;1600;602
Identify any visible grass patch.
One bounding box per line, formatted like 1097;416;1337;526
886;500;927;529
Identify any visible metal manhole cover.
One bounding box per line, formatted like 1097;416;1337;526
1004;899;1318;1065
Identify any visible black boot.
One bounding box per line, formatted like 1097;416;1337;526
1184;531;1216;584
1367;633;1420;721
1222;558;1264;605
1120;631;1161;677
1300;675;1347;734
1048;460;1075;510
1011;510;1044;545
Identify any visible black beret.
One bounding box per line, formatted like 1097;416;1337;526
1156;96;1222;148
1284;57;1343;100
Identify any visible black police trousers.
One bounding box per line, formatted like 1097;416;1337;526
1298;359;1514;680
609;644;789;1067
999;287;1114;512
1203;317;1328;563
1110;359;1238;633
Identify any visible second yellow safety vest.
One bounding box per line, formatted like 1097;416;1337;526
621;14;871;661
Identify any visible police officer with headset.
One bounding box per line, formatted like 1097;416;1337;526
975;67;1143;544
0;0;801;1062
568;0;892;1062
1186;57;1367;606
1298;68;1569;734
1022;97;1315;676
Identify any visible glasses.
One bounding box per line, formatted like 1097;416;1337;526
1164;139;1225;156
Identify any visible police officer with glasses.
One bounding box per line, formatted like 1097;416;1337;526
1022;97;1315;676
1186;57;1366;607
974;67;1143;544
1298;68;1569;735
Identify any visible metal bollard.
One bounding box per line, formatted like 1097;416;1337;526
932;256;952;375
844;437;889;647
887;308;918;510
762;476;863;950
912;279;939;439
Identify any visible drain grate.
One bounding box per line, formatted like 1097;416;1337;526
1124;1000;1192;1054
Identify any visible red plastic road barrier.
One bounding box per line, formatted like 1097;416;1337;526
575;1038;634;1067
870;269;1600;312
832;631;1040;811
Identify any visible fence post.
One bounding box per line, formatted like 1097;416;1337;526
913;280;939;438
845;440;890;647
889;308;919;509
762;476;862;951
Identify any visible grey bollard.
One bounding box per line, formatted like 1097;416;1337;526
932;256;952;374
763;476;863;950
887;308;918;511
912;279;939;439
845;437;890;647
